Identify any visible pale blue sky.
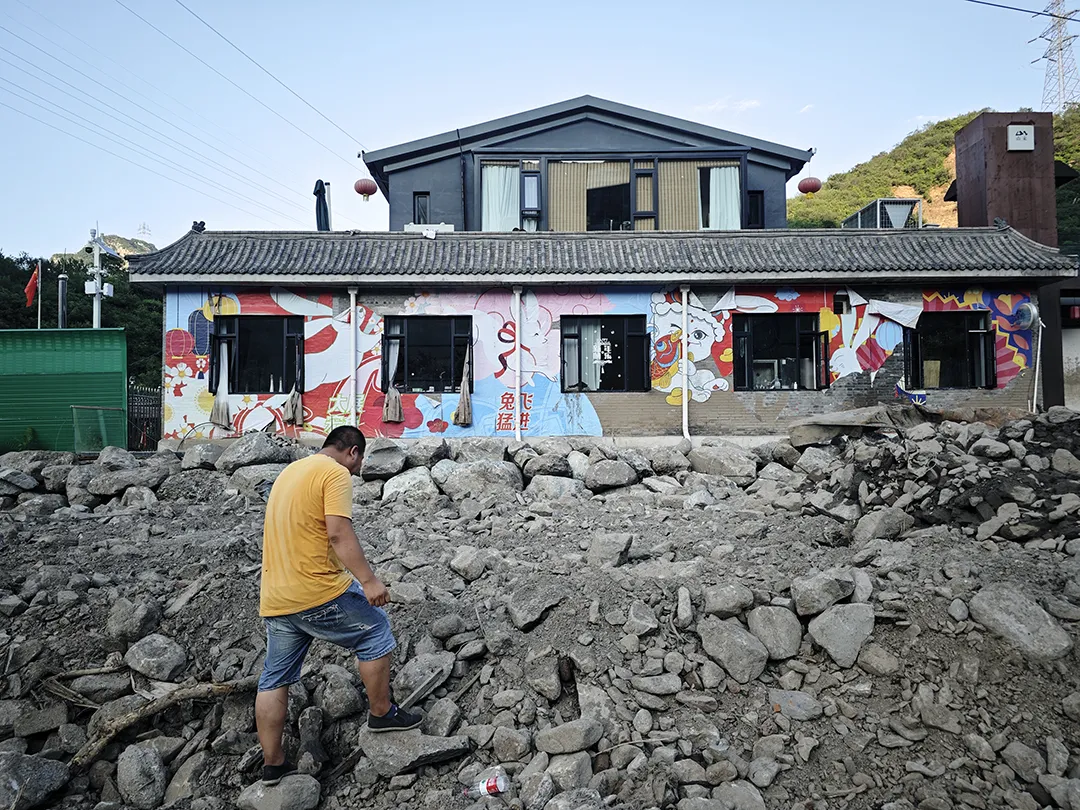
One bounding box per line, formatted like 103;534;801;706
0;0;1066;257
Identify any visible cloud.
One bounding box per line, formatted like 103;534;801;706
694;97;761;114
799;104;814;114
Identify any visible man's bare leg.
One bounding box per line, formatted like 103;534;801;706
255;687;289;765
357;653;392;716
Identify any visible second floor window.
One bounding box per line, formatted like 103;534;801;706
561;316;650;392
210;316;303;395
699;165;742;230
383;316;472;394
413;193;429;225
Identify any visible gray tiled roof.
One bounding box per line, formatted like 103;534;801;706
127;226;1078;285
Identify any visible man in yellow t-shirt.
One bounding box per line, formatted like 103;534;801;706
254;426;420;785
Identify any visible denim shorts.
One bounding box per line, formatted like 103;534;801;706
258;581;397;692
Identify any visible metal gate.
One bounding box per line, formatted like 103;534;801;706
128;385;162;451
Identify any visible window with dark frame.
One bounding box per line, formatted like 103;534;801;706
746;190;765;229
521;171;541;229
413;193;430;225
560;315;650;392
210;316;303;395
905;311;996;390
586;184;632;231
382;316;472;394
732;314;829;391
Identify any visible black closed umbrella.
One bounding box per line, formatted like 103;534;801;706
313;179;330;231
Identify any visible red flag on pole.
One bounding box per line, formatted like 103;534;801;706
24;264;39;308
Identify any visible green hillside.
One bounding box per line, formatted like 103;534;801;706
788;107;1080;251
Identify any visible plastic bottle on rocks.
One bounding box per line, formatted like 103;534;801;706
463;773;508;799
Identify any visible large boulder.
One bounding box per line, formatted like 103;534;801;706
362;438;408;480
435;459;523;501
790;570;855;616
65;463;104;508
453;437;509;462
0;753;69;809
40;464;74;493
405;438;450;469
382;466;440;503
747;606;803;660
0;468;38;496
229;464;289;495
0;450;76;477
181;443;225;470
237;774;321;810
215;433;291;474
688;445;757;485
807;604;875;668
525;475;585;501
969;582;1074;661
87;466;169;497
584;460;638;492
157;469;228;502
852;507;915;545
98;446;140;471
535;718;603;755
124;634;187;682
117;744;167;809
523;454;572;479
356;728;471;777
698;616;768;683
648;447;691;476
107;598;161;644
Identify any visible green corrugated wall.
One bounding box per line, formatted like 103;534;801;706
0;329;127;452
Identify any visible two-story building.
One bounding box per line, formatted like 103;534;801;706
130;98;1077;444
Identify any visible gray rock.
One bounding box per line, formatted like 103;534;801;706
0;753;69;809
970;437;1011;459
630;673;682;695
237;774;320;810
361;438;407;480
0;468;38;494
768;689;823;721
98;446;140;471
969;582;1074;661
392;653;454;703
121;486;158;508
229;464;288;495
710;781;767;810
747;757;781;788
317;666;364;721
356;728;470;777
117;744;167;809
0;450;76;476
437;460;523;501
584;460;638;492
524;475;585;501
852;507;915;544
586;533;632;568
1001;741;1045;783
88;695;148;738
156;469;227;502
181;443;225;470
544;788;602;810
704;581;755;618
857;643;900;676
492;726;531;761
449;546;487;581
215;433;291;474
163;750;208;804
420;698;461;737
1064;692;1080;721
807;604;875;668
124;634;187;682
545;751;592;792
11;494;66;515
648;448;691;476
688;445;757;485
39;464;74;493
746;606;802;660
526;656;562;702
1052;448;1080;476
14;703;67;737
405;438;450;469
453;437;509;462
698;616;768;683
624;601;659;636
963;734;996;762
535;718;602;755
791;570;855;616
567;451;590;481
509;589;564;631
381;466;439;503
794;446;838;479
524;454;572;479
107;598;161;644
70;673;131;703
673;758;709;785
676;586;694;629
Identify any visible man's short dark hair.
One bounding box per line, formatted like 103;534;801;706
323;426;366;454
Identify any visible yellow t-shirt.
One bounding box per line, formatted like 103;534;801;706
259;453;355;617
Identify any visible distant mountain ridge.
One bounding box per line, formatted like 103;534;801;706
50;234;156;266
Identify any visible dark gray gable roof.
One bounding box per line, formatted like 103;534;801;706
127;226;1077;286
362;95;814;174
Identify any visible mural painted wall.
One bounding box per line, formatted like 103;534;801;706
160;284;1034;442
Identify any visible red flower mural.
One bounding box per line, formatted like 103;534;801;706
427;418;448;433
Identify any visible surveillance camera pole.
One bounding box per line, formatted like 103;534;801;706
90;228;102;329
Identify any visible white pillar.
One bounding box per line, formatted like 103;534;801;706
513;286;523;441
681;285;690;441
348;287;358;427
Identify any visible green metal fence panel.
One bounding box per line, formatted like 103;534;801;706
0;329;127;452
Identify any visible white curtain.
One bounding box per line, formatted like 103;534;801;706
210;342;232;430
382;340;403;423
701;166;741;230
482;165;520;231
580;319;602;391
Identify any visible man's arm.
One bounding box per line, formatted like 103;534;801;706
326;515;389;607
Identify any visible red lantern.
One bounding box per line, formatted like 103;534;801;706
354;178;378;201
1071;305;1080;320
798;177;823;195
165;328;195;360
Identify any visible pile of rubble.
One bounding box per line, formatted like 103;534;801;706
0;405;1078;810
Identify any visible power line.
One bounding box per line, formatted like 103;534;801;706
0;78;307;224
0;47;332;225
0;29;334;222
961;0;1079;20
0;98;283;227
171;0;366;151
111;0;361;173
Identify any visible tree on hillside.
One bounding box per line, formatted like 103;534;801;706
0;250;162;386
